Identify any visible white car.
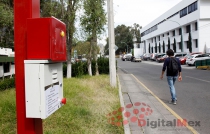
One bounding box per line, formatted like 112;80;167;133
121;53;132;61
186;54;210;66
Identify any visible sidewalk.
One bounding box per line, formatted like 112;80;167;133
117;68;195;134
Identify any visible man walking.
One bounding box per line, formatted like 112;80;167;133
160;49;182;105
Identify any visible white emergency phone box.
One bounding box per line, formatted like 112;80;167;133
24;60;66;119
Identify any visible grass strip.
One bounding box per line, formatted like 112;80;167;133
0;75;124;134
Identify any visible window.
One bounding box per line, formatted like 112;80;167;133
186;25;191;33
179;28;182;35
195;22;197;31
155;37;156;43
188;1;198;14
167;32;169;36
187;41;189;48
179;43;182;49
173;30;175;36
180;7;187;18
195;39;198;48
159;36;160;41
163;34;164;37
3;62;10;73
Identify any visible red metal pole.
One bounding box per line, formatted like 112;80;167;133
14;1;43;134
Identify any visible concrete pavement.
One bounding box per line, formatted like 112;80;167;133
117;68;197;134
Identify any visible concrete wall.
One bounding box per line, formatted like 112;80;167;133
198;19;210;53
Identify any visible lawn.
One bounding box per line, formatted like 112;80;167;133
0;75;124;134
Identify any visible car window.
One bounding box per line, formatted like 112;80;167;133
175;54;182;57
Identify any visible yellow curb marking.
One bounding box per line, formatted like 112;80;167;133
131;74;198;134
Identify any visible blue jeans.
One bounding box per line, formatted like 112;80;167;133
167;76;177;101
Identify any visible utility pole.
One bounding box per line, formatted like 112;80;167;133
14;0;43;133
107;0;116;87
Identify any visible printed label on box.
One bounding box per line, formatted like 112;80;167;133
45;82;60;117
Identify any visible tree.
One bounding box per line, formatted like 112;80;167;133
114;25;133;54
203;43;207;54
65;0;81;78
180;29;183;52
159;43;161;53
155;43;157;53
168;37;170;50
163;41;165;53
131;23;142;43
173;38;176;52
40;1;63;18
40;0;81;78
149;43;150;53
188;32;192;53
80;0;106;76
0;1;14;48
104;38;109;55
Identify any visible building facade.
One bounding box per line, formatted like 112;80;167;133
140;0;210;54
0;48;15;78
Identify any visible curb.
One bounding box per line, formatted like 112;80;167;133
117;74;131;134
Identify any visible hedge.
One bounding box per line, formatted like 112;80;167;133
0;77;15;91
63;57;112;77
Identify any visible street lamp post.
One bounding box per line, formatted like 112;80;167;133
165;19;184;52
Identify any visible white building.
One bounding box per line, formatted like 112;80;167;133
0;48;15;78
140;0;210;54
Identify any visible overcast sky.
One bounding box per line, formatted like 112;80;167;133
98;0;182;45
112;0;182;27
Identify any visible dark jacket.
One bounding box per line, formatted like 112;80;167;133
162;57;182;76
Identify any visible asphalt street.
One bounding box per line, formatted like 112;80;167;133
117;58;210;134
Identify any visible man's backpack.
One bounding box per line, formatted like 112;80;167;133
168;57;179;75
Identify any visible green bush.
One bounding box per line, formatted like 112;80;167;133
64;57;111;77
0;77;15;91
72;62;87;77
97;57;109;74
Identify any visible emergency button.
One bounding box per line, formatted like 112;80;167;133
60;31;65;37
61;98;66;104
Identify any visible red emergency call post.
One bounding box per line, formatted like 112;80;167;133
14;1;66;134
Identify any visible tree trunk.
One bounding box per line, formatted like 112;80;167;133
66;0;76;78
93;31;99;75
87;36;93;76
87;59;92;76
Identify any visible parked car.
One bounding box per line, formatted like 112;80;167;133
156;54;167;63
174;52;187;58
125;53;132;61
81;58;87;62
179;55;189;65
150;53;157;61
131;56;142;62
179;52;202;64
142;53;151;61
155;53;165;62
121;54;126;61
186;54;210;66
121;53;132;61
71;58;75;63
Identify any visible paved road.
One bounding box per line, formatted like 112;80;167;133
117;58;210;134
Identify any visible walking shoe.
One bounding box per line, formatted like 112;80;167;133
169;100;176;105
